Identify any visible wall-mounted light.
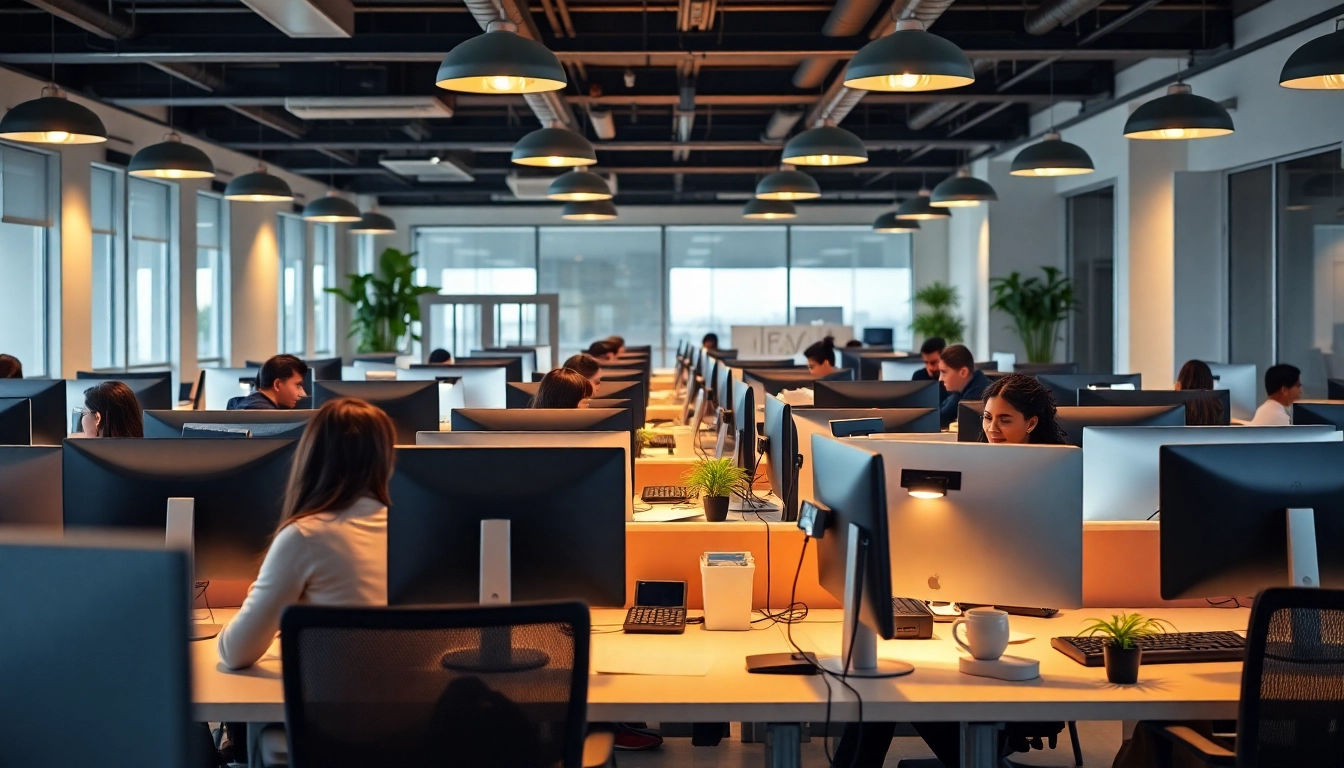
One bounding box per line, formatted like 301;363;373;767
900;469;961;499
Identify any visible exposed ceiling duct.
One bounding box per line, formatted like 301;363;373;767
587;108;616;139
20;0;134;40
906;58;996;129
790;0;885;89
285;96;454;120
460;0;577;130
239;0;354;38
673;72;696;161
761;108;804;142
1025;0;1108;36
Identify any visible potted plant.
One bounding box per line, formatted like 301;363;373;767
911;282;966;344
988;266;1078;363
682;458;748;522
635;428;656;458
326;247;441;354
1079;612;1176;685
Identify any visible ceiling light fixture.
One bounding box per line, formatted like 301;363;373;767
512;123;598;168
930;167;997;207
873;211;920;233
547;167;613;201
1010;132;1095;177
843;19;976;92
435;20;567;94
1124;83;1234;140
755;166;821;200
782;119;868;166
129;132;215;179
895;188;951;220
349;209;397;234
561;200;618;220
1280;18;1344;89
223;163;294;202
302;191;362;222
743;199;798;219
0;85;107;145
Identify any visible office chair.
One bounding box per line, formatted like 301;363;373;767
1148;587;1344;767
279;601;613;768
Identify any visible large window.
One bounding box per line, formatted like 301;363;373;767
91;165;124;370
278;214;306;355
539;226;663;360
415;228;537;357
356;232;377;275
196;192;228;366
1277;150;1344;398
666;226;788;349
788;226;914;350
313;223;336;355
92;171;174;370
1067;188;1116;374
0;145;52;377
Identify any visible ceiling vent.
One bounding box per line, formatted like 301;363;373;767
379;156;475;183
506;171;618;200
286;96;454;120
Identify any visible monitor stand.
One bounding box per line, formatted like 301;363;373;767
818;523;915;678
165;498;223;642
1287;508;1321;588
440;519;550;673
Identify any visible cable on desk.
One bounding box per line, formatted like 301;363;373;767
749;441;807;627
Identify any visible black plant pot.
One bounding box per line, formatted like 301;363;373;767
703;496;730;522
1104;644;1142;685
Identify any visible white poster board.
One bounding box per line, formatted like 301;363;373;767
730;325;854;359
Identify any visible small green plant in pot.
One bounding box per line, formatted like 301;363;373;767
636;428;656;458
988;266;1078;363
682;458;749;522
1079;612;1176;684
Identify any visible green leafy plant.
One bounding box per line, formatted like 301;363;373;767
682;458;749;499
636;428;656;456
326;248;440;354
910;282;966;344
989;266;1078;363
1079;612;1176;650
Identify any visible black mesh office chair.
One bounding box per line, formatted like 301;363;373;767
279;601;613;768
1152;587;1344;766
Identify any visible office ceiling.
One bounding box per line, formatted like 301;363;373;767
0;0;1238;206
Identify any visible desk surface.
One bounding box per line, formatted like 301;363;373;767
194;606;1248;724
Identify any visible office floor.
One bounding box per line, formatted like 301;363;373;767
617;722;1123;767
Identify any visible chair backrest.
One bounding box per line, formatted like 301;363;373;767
1238;587;1344;766
281;601;591;768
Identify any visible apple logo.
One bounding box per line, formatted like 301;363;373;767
927;574;941;591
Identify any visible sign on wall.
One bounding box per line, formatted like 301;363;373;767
731;325;855;358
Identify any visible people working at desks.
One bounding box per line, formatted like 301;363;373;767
227;354;309;411
701;332;719;351
78;381;144;438
0;353;20;379
937;344;990;429
1173;360;1225;426
605;335;627;355
427;348;453;364
563;353;603;391
531;368;594;409
914;337;945;381
1250;363;1302;426
804;336;838;376
587;339;620;364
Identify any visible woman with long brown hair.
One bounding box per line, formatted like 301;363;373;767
531;367;595;409
80;381;144;438
217;397;396;670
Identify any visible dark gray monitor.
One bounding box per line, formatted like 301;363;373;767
507;380;646;428
838;349;910;381
0;446;61;527
313;380;438;445
1013;362;1080;375
0;532;192;767
62;438;298;580
813;380;939;409
387;446;627;606
1076;388;1231;426
731;377;759;477
862;328;894;347
449;356;523;383
1293;400;1344;430
743;368;854;397
143;409;316;439
0;380;66;445
0;398;30;445
1036;373;1143;407
67;376;174;413
956;402;1186;446
75;369;171;379
1330;379;1344;400
762;395;799;521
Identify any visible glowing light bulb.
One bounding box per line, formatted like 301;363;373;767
545;156;565;167
908;489;945;500
41;130;71;144
484;75;529;92
1160;128;1190;139
887;72;931;90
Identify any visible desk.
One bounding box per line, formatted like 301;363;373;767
194;606;1248;768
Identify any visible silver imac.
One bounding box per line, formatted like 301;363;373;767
1206;363;1258;422
201;367;259;411
399;366;507;409
880;360;925;381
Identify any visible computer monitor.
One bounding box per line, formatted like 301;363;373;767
0;398;30;445
813;380;939;409
722;358;801;371
63;438;298;580
955;402;1186;446
862;328;894;347
809;435;904;677
838;349;910;381
866;440;1083;610
742;368;854;398
1159;441;1344;598
880;359;926;382
65;376;173;415
1035;373;1142;407
731;377;760;479
1082;425;1340;521
1330;378;1344;401
482;346;550;374
387;446;627;607
143;409;316;439
250;358;342;391
0;446;61;527
453;356;523;384
1076;388;1232;425
313;380;439;445
0;380;67;445
201;367;260;411
0;531;192;767
451;407;635;475
402;365;507;409
1205;363;1258;422
470;351;534;383
1013;362;1079;375
75;369;172;380
791;408;939;509
762;395;800;521
1293;400;1344;430
706;348;738;361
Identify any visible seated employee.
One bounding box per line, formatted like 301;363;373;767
1250;363;1302;425
227;354;309;410
427;348;453;364
979;374;1067;444
563;353;603;391
701;333;719;351
587;339;620;364
605;335;627;356
844;339;863;349
0;353;21;379
914;337;945;381
937;344;990;429
78;381;144;438
1173;360;1225;426
804;336;839;376
531;368;594;409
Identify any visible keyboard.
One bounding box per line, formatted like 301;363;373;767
641;485;695;504
1051;631;1246;667
892;597;934;639
623;606;687;634
646;433;678;453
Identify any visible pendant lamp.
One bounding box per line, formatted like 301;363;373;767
349;209;397;234
512;124;598;168
930;167;997;208
435;20;567;94
755;166;821;200
129;133;215;179
303;192;362;223
1281;19;1344;89
1010;132;1095;177
547;168;612;201
743;199;798;220
561;200;618;220
0;85;106;145
895;189;951;220
1123;83;1234;140
224;164;294;202
782;119;868;166
843;19;976;92
873;211;920;233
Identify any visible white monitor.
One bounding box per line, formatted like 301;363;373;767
398;366;507;409
991;352;1017;371
1206;363;1258;421
471;350;536;383
201;367;259;411
416;430;632;520
880;360;925;381
352;360;398;378
863;439;1083;610
793;408;940;507
1082;424;1342;521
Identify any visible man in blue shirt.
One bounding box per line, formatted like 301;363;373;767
912;337;944;382
937;344;990;429
227;355;309;410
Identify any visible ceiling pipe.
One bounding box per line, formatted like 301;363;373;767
761;107;804;141
587;107;616;139
460;0;577;129
906;57;995;129
791;0;886;88
20;0;135;39
1025;0;1107;36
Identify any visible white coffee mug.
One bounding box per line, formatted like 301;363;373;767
952;607;1010;661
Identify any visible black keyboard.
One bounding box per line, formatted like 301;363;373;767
641;485;695;503
646;434;677;453
1052;631;1246;667
892;597;934;639
623;606;687;634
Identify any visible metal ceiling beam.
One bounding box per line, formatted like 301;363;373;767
20;0;135;39
285;164;958;174
225;105;310;138
108;92;1094;108
148;62;227;92
227;139;993;151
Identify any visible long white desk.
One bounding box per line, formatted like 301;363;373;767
193;606;1248;768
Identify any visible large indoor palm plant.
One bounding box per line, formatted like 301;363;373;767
910;282;966;344
326;248;440;353
988;266;1077;363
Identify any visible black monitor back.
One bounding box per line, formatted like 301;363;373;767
313;380;439;444
0;534;192;767
706;348;738;361
1295;401;1344;430
956;402;1185;445
71;376;174;412
722;359;801;370
143;409;316;439
1330;379;1344;400
387;446;627;606
451;407;632;435
1036;373;1143;407
731;378;759;475
62;438;298;580
814;380;939;409
0;398;30;445
1076;388;1231;425
862;328;894;347
763;395;798;521
1013;362;1080;375
454;356;523;383
76;369;172;380
838;350;910;381
0;446;61;527
744;368;855;396
506;382;539;408
848;408;940;434
0;380;66;445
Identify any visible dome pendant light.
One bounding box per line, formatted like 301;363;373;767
930;167;997;208
743;199;798;220
512;123;598;168
1010;132;1095;177
755;165;821;200
303;191;362;223
782;119;868;166
546;167;612;201
224;163;294;202
1124;83;1234;140
1281;18;1344;89
129;132;215;179
561;200;618;220
0;85;107;145
435;20;567;94
350;209;397;234
895;188;951;220
873;211;920;233
843;19;976;93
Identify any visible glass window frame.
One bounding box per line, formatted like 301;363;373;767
313;222;337;356
125;177;174;370
0;142;55;378
277;213;308;356
195;191;229;367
